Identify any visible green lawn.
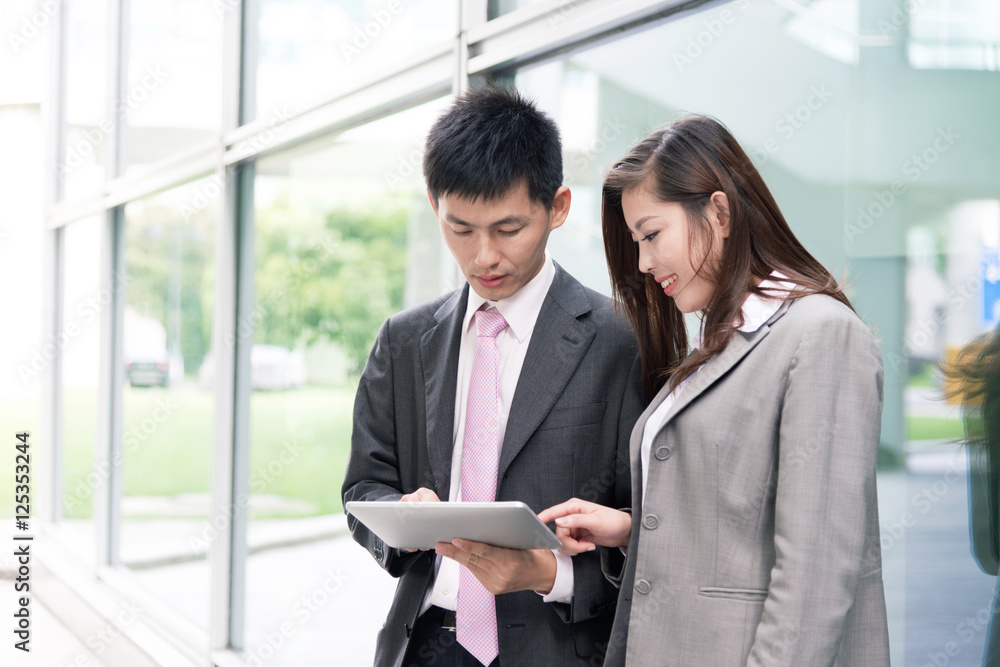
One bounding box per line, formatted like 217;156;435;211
906;415;965;442
59;382;359;519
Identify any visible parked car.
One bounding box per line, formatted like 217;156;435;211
125;351;170;388
198;344;307;391
124;307;170;388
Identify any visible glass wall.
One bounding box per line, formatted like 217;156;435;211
44;0;1000;663
241;97;447;664
63;0;110;200
125;0;222;174
250;0;455;121
60;216;103;559
511;1;1000;663
120;177;218;631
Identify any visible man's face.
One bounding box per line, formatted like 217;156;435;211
432;181;570;301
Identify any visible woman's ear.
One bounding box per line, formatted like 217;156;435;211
710;191;730;239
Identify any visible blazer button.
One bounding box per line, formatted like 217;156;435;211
643;514;659;530
654;446;671;461
635;579;651;595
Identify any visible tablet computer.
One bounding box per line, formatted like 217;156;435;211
345;501;562;551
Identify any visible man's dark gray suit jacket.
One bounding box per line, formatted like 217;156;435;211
342;264;644;667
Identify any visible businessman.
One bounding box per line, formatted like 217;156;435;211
342;85;644;667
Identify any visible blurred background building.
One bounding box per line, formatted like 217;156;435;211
0;0;998;664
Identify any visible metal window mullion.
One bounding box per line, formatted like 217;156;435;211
47;0;68;206
40;0;68;526
92;0;129;568
95;205;124;566
223;0;245;134
110;0;130;179
230;164;254;652
209;162;254;653
209;0;252;654
240;0;259;126
41;226;64;525
437;0;476;293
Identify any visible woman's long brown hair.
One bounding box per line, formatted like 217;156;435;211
602;116;852;399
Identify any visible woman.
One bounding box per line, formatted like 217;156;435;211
540;116;889;666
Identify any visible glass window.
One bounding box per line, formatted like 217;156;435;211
63;0;110;200
125;1;222;175
489;0;542;19
241;97;449;664
509;1;1000;662
120;177;218;631
250;0;455;122
909;0;1000;70
60;216;103;560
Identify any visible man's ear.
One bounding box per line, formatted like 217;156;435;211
550;186;571;230
710;191;730;239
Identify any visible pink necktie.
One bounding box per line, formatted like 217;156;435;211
457;309;507;667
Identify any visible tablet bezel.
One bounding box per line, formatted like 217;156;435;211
345;500;562;551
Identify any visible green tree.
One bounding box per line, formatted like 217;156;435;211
253;200;407;372
125;206;214;375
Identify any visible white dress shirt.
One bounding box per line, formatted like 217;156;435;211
421;254;575;614
639;273;795;501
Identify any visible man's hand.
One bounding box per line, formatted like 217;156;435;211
399;487;440;551
435;539;557;596
538;498;632;556
400;487;440;503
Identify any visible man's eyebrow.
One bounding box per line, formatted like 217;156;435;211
444;213;530;227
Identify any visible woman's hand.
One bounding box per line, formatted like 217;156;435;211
538;498;632;556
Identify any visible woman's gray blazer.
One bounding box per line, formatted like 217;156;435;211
602;293;891;666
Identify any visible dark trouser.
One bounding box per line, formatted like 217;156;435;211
402;606;499;667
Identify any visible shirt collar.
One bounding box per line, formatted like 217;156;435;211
463;254;555;343
739;271;794;333
694;271;793;348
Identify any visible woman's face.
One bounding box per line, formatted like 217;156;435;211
621;187;729;314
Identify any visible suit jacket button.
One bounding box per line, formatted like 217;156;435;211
643;514;659;530
635;579;651;595
654;446;671;460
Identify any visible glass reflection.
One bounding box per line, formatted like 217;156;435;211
242;97;449;665
126;0;222;174
251;0;454;121
63;0;110;201
61;216;103;559
120;177;217;632
510;0;1000;663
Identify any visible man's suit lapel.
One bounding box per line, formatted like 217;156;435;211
498;265;596;481
420;287;467;499
630;299;795;483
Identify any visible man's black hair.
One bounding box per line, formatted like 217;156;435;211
423;85;563;210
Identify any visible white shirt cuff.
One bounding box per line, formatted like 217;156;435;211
539;549;574;604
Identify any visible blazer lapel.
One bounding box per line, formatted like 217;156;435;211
497;265;596;481
420;287;467;499
631;298;795;472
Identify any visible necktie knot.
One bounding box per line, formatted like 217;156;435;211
475;309;508;340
